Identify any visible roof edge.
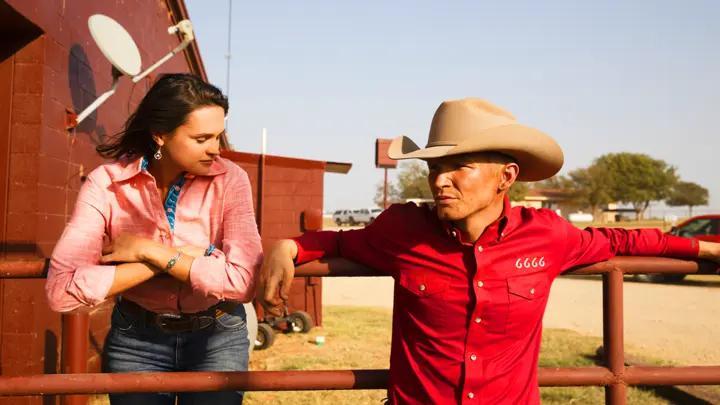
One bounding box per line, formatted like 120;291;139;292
221;151;352;175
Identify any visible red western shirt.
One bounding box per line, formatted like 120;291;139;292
293;198;698;404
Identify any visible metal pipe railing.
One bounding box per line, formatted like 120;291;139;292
291;256;719;277
0;256;717;405
1;256;715;280
0;366;718;396
603;268;626;403
61;313;90;405
0;369;388;396
0;258;46;278
623;366;720;385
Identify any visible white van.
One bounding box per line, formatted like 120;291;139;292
332;208;384;226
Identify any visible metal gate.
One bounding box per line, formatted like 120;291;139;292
0;256;718;405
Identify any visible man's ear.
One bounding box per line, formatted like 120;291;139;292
498;162;520;192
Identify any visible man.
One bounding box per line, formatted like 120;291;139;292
259;98;720;404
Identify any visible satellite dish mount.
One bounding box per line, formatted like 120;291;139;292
72;14;196;127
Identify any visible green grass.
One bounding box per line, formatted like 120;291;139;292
538;329;671;404
245;306;674;405
245;306;391;405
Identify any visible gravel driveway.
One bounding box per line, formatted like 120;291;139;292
323;275;720;365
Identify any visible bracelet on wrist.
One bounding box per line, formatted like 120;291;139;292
164;252;182;273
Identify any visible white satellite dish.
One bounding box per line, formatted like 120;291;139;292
88;15;142;76
73;14;195;127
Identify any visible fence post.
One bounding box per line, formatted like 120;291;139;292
603;269;626;404
61;312;89;405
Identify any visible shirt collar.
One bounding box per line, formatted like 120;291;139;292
443;195;519;245
108;155;229;183
501;194;522;238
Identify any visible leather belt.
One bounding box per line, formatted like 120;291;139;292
116;298;238;333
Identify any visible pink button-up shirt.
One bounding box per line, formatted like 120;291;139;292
46;156;263;314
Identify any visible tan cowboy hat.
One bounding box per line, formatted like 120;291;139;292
387;98;564;181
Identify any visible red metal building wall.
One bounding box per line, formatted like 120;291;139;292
2;0;201;257
0;3;331;403
222;151;325;327
0;1;205;403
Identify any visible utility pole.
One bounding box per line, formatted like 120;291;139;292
375;139;397;208
224;0;233;128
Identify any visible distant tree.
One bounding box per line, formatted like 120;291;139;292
373;161;431;207
373;180;401;208
568;166;613;220
594;153;677;220
666;181;709;216
396;161;432;200
532;174;574;190
508;182;529;201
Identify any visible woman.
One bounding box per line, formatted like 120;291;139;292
46;73;262;404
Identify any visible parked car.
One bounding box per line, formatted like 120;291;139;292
332;209;352;226
636;215;720;283
670;215;720;241
332;208;384;226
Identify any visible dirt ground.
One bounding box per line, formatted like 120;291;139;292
322;275;720;365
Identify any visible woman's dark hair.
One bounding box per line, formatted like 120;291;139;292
97;73;229;160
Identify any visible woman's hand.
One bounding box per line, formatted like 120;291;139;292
100;234;158;264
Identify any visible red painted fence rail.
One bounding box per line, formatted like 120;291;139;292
0;256;717;405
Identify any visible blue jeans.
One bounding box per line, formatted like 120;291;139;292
103;303;249;405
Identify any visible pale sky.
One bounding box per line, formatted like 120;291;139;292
185;0;719;215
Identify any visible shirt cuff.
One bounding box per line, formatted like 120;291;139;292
663;235;700;257
189;256;225;300
68;265;116;307
293;231;339;264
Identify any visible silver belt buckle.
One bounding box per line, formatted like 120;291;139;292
155;313;215;332
156;313;183;330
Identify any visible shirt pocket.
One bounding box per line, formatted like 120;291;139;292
396;271;452;330
505;271;550;337
397;271;450;298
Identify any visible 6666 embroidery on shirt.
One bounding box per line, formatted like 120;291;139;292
514;256;547;270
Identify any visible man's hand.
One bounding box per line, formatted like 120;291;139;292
258;239;299;316
698;241;720;268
